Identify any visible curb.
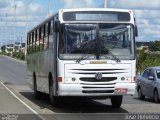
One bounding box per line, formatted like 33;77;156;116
0;55;26;64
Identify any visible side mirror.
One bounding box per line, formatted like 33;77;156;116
148;76;154;80
135;26;138;37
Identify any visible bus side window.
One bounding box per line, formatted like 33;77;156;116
44;23;49;50
52;20;54;33
48;21;51;35
36;29;40;52
48;21;51;48
44;23;48;37
31;32;34;53
30;32;33;53
34;31;36;52
48;20;54;49
39;27;44;50
29;34;31;54
27;34;30;54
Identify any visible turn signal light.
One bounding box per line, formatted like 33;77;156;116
58;77;62;82
132;76;137;82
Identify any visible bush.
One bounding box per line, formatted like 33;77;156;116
137;50;160;73
6;53;11;56
12;52;25;60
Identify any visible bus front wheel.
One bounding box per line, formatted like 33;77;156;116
49;84;59;107
111;95;123;108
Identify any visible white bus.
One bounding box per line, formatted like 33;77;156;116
26;8;138;108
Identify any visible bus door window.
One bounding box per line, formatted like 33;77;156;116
48;20;54;49
27;33;31;54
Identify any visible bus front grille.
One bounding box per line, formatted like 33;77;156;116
80;77;117;82
81;82;115;94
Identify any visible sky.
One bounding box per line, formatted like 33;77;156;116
0;0;160;45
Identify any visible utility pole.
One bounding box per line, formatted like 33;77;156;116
104;0;108;8
25;15;28;43
48;0;51;17
0;16;2;48
13;5;17;52
24;2;29;56
5;13;8;46
25;2;28;42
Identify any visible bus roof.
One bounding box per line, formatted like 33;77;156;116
28;8;134;34
59;8;133;13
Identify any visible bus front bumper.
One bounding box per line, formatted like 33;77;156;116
57;83;136;97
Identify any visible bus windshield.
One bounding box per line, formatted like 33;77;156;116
59;23;135;60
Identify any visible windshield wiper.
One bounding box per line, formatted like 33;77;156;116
102;48;121;63
98;35;121;62
75;40;96;63
76;54;93;63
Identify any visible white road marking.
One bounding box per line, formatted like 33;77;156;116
0;82;45;120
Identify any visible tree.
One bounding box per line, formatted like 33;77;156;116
136;50;147;73
1;46;6;53
149;40;160;51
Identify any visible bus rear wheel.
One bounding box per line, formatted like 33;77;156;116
111;96;123;108
33;74;41;100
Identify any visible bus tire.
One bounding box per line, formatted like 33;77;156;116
33;73;41;100
111;95;123;108
49;75;59;107
49;85;60;107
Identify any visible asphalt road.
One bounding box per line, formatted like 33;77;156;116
0;56;27;85
0;55;160;120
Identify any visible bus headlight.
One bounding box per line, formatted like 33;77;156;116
65;77;77;83
121;77;131;81
72;77;76;81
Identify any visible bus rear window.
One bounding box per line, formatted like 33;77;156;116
63;11;130;21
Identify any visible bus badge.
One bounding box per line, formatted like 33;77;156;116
95;72;102;80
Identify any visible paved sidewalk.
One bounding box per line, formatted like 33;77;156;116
0;82;32;114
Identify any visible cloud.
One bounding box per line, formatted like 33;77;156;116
18;2;44;16
0;0;10;9
0;0;46;43
131;9;160;41
1;1;45;26
154;19;160;24
135;10;160;19
60;0;96;8
109;0;160;9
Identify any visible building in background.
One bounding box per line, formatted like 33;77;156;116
136;41;151;52
1;42;25;54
